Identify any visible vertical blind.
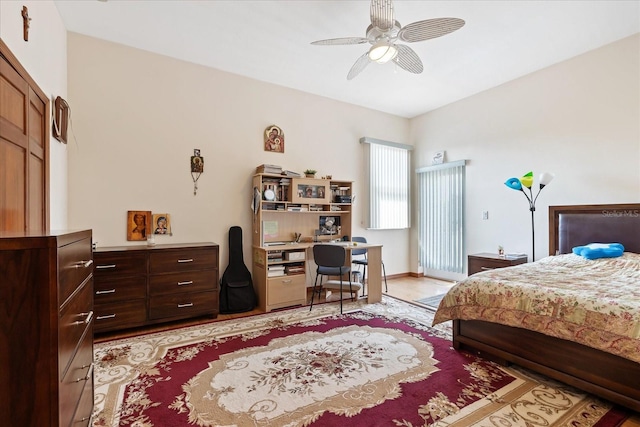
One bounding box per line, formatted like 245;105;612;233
361;137;411;230
417;160;466;275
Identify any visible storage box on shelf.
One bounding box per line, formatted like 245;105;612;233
251;173;354;312
93;242;219;333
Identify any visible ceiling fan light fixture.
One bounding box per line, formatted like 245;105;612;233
368;41;397;63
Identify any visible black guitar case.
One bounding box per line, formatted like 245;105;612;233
219;226;257;313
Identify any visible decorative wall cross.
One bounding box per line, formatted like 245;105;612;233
22;6;31;42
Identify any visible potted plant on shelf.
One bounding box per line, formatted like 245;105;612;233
304;169;317;178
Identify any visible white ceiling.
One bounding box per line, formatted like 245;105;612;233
53;0;639;118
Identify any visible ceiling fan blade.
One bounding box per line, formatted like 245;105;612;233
311;37;370;46
393;44;423;74
398;18;465;43
370;0;394;31
347;53;371;80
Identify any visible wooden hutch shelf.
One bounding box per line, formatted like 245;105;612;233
252;174;354;312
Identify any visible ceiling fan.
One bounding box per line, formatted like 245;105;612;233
311;0;465;80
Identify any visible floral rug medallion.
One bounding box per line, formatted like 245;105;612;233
182;325;437;426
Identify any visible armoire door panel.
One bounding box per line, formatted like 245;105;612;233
29;88;45;153
0;58;28;134
29;154;43;230
0;137;26;231
1;40;48;232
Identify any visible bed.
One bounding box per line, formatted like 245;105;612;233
433;203;640;411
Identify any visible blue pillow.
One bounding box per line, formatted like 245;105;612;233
572;243;625;260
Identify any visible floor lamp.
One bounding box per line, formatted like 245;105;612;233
504;171;555;261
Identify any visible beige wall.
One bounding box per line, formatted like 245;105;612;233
0;0;68;229
66;33;411;273
410;34;640;271
6;4;636;277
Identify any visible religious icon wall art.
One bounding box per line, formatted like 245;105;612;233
264;125;284;153
152;213;172;236
191;149;204;195
127;210;151;241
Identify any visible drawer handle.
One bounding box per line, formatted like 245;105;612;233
177;303;194;308
75;259;93;268
480;266;494;271
75;364;93;383
74;311;93;326
282;279;292;284
177;258;194;263
96;289;116;295
96;314;116;320
177;281;193;286
96;264;116;269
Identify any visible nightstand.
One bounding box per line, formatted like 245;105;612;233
468;253;527;275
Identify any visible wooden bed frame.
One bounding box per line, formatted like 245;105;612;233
453;203;640;411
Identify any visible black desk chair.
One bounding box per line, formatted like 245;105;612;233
351;236;388;296
310;244;361;314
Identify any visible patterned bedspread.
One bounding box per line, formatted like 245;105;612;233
433;253;640;363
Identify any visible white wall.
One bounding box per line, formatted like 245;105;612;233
66;33;411;273
0;0;68;229
410;34;640;270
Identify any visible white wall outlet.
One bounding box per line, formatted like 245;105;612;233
482;211;489;220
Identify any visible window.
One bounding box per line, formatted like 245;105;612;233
360;137;411;229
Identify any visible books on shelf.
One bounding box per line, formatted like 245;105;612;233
267;265;286;277
285;264;304;275
267;270;286;277
256;164;283;174
281;170;301;177
505;253;528;260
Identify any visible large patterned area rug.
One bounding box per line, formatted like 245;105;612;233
92;296;630;427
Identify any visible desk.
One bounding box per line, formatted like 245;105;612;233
252;242;384;311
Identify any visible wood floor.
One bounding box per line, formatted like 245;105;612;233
94;274;640;424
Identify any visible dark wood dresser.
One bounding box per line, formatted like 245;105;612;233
468;252;528;275
0;230;94;427
93;242;219;333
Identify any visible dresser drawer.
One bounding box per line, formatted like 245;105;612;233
59;277;93;378
267;274;306;306
94;274;146;304
149;248;217;274
93;252;147;277
94;299;147;333
149;270;217;296
149;291;217;320
72;372;94;427
59;327;93;427
59;236;93;307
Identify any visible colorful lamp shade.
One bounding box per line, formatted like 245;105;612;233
539;172;555;188
520;171;534;189
504;171;554;261
504;177;522;191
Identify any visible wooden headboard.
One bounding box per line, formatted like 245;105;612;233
549;203;640;255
